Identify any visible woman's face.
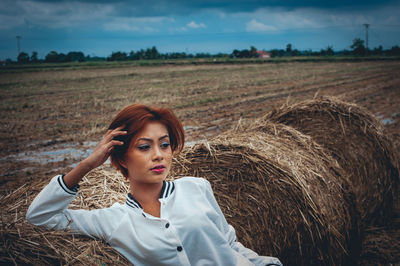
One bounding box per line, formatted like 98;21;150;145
122;121;173;185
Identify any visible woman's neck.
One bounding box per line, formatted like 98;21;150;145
130;181;163;217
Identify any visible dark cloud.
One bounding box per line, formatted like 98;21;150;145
183;0;400;11
25;0;400;17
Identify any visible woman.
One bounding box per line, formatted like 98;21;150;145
27;104;282;266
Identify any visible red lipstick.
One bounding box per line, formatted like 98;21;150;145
151;164;166;173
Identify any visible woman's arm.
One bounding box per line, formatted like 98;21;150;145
26;174;125;241
26;126;127;239
202;179;283;266
63;125;127;188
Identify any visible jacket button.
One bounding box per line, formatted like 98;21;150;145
177;246;183;252
165;223;170;228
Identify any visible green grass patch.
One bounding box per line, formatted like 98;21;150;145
3;56;400;73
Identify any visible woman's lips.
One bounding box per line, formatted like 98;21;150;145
151;165;166;173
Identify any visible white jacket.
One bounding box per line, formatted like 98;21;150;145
26;175;282;266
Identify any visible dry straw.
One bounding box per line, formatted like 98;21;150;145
358;225;400;265
2;97;397;265
171;122;359;265
261;97;399;226
1;125;358;265
0;167;130;265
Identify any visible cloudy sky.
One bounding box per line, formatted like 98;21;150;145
1;0;400;60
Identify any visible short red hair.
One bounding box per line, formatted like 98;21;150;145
108;104;184;178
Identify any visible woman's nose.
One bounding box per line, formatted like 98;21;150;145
152;146;163;161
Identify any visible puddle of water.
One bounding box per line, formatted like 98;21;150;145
1;141;98;165
82;141;98;147
375;113;396;126
2;138;203;169
184;125;200;131
382;118;395;126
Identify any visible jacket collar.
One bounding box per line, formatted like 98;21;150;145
126;180;175;210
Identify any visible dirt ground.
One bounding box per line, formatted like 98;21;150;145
1;60;399;264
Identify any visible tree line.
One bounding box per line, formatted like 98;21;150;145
8;38;400;64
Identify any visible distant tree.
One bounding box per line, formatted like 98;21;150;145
139;49;146;60
128;50;137;60
126;47;160;60
214;53;227;58
230;47;258;58
336;49;352;56
270;49;285;57
17;52;30;63
45;51;59;62
108;51;127;61
239;49;250;58
350;38;366;56
303;49;313;56
66;51;85;62
372;45;383;56
389;45;400;56
134;49;146;60
195;53;211;58
250;46;258;57
143;48;153;59
286;43;292;54
291;49;300;56
58;53;67;62
326;46;334;56
232;49;240;58
150;46;159;59
144;48;151;59
320;46;334;56
168;52;186;59
31;51;38;62
86;55;104;61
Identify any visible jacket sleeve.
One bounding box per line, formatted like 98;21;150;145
26;175;119;242
202;179;283;266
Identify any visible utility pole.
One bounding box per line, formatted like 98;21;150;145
16;35;21;56
363;24;369;54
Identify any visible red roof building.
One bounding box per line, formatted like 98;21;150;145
256;50;270;58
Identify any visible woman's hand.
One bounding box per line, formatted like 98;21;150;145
84;125;127;170
63;126;127;189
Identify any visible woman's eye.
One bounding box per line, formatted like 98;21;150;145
161;142;170;148
138;144;150;150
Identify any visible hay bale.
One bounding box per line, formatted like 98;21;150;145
261;97;399;226
0;167;130;265
171;123;359;265
358;225;400;265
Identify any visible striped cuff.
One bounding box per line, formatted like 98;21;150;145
57;174;79;195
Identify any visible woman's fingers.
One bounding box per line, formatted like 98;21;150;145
104;125;125;136
103;126;127;142
105;140;124;150
104;140;124;159
84;126;126;169
86;139;124;168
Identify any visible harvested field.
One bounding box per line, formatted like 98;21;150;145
1;59;400;264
